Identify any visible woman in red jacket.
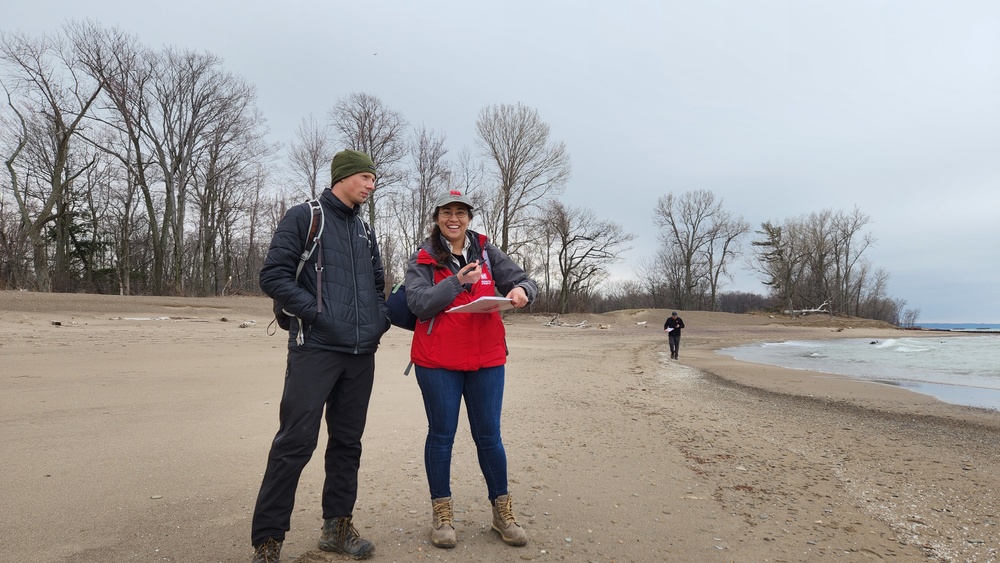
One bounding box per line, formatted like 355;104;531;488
404;189;538;550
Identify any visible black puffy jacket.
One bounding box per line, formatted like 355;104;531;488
260;190;390;353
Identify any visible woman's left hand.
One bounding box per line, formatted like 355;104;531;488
506;286;528;308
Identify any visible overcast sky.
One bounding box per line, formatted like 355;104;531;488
9;0;999;322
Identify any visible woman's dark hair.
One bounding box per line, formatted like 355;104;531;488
429;206;474;267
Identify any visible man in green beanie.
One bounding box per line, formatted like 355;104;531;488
251;149;389;562
330;148;378;186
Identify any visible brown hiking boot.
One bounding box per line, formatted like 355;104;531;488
431;497;456;548
318;516;375;560
491;494;527;546
251;537;282;563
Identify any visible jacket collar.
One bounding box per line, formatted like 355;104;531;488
320;189;360;219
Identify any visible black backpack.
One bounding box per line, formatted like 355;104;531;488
386;282;417;331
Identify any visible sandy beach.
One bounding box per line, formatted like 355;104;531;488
2;291;998;563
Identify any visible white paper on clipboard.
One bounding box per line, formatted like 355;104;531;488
446;296;514;313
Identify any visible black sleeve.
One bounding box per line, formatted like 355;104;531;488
259;204;319;323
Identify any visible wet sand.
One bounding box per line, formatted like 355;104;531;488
2;291;998;562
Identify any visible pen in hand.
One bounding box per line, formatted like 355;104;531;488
458;260;481;285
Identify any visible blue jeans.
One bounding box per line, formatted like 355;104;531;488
414;365;508;501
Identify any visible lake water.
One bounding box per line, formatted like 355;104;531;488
718;326;1000;411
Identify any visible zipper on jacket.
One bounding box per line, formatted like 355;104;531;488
349;214;361;354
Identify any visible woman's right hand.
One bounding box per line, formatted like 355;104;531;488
457;260;482;284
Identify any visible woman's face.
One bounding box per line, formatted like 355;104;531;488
436;203;471;249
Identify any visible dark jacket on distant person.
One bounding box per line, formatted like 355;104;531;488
664;315;685;335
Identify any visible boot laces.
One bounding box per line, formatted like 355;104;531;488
336;517;360;541
433;500;454;527
496;496;518;525
254;538;281;563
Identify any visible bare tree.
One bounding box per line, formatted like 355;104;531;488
830;207;875;316
450;147;485;198
799;209;835;314
751;207;890;321
704;207;750;308
377;126;451;286
475;103;570;256
151;47;243;293
190;94;275;296
764;208;877;317
751;220;808;317
287;113;330;199
653;189;748;310
1;30;102;291
716;290;773;314
542;200;634;313
657;244;688;308
633;256;669;309
409;125;449;243
1;82;32;289
68;21;165;292
236;165;272;292
3;23;287;297
86;132;143;295
328;92;408;229
901;306;920;328
70;22;274;295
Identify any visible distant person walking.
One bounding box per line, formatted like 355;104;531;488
250;150;390;563
664;311;685;359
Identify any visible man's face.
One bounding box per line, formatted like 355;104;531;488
332;172;376;207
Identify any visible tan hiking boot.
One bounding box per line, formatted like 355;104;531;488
251;537;282;563
318;516;375;560
431;496;456;548
491;494;527;546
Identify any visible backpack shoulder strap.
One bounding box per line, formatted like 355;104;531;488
291;198;325;346
294;198;324;281
481;245;492;274
478;235;492;274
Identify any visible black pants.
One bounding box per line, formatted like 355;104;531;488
669;333;681;357
251;347;375;546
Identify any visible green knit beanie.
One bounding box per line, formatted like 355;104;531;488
330;149;377;185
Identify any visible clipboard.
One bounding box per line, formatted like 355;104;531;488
446;296;514;313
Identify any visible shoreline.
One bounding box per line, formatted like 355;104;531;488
675;317;1000;432
2;292;999;561
709;331;1000;413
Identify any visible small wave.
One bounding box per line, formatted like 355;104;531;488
763;340;818;348
894;346;930;353
873;338;930;353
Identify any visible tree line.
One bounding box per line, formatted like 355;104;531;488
0;22;635;313
1;22;916;324
618;190;917;325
